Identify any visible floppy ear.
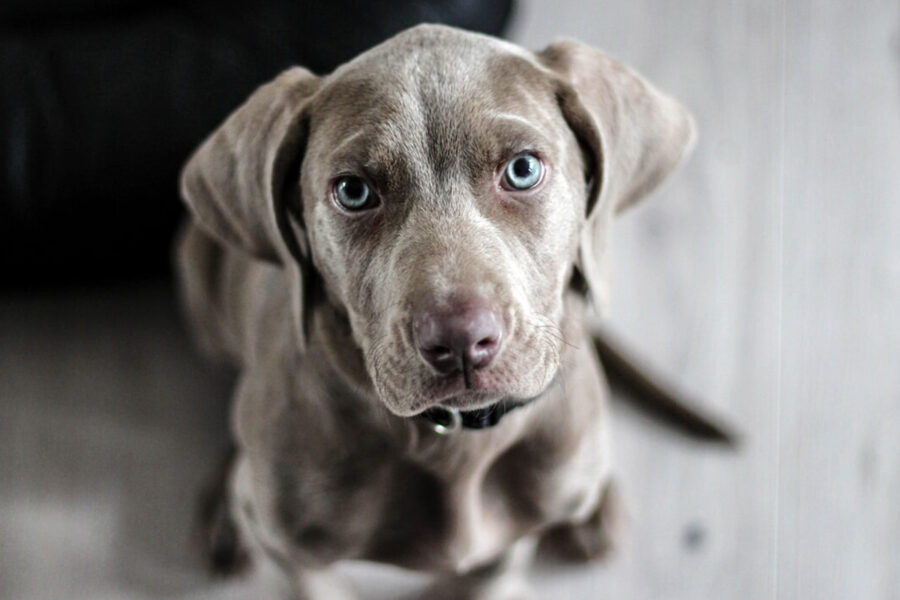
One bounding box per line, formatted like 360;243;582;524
538;40;696;312
180;67;321;345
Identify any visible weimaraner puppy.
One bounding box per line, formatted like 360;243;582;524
176;24;696;600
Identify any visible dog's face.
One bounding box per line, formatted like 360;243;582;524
301;35;587;415
180;25;695;417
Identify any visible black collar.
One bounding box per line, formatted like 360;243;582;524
420;397;537;434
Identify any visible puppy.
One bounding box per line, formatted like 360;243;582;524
177;24;695;600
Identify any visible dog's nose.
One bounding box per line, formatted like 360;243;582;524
413;300;503;375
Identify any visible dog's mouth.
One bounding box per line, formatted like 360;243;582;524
422;358;550;405
426;371;499;407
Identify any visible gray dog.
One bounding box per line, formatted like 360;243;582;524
176;24;695;600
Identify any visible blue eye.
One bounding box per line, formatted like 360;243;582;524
503;153;543;190
334;176;375;210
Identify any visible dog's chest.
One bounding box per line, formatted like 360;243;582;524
357;422;606;573
250;365;610;575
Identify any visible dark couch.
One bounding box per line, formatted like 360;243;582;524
0;0;514;286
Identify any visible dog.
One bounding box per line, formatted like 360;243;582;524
176;24;696;600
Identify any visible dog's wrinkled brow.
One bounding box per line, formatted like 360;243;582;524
326;130;370;161
484;117;556;156
322;111;557;184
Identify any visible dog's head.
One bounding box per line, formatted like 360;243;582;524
180;25;694;417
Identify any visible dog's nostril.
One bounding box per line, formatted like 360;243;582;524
430;345;452;359
476;337;496;349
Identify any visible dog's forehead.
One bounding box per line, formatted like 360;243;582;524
328;23;538;89
307;25;560;181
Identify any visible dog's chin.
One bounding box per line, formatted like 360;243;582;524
438;390;504;411
377;366;559;418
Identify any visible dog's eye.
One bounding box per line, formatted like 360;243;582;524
334;176;376;211
502;153;543;190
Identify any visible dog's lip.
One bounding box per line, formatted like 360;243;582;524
416;364;561;413
438;390;504;411
422;372;501;409
431;370;560;412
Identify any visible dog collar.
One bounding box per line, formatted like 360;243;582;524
420;398;536;435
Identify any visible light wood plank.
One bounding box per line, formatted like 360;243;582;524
778;1;900;598
514;1;784;598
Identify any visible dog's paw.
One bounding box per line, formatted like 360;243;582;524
414;576;535;600
539;478;628;563
202;495;250;576
194;445;250;576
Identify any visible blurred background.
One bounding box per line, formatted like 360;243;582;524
1;1;898;599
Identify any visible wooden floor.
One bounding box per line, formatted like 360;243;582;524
2;1;898;599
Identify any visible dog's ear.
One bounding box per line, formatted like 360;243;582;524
537;40;696;311
180;67;321;345
180;67;319;261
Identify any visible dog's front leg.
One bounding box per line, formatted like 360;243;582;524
539;477;626;562
413;536;538;600
230;454;359;600
254;556;357;600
